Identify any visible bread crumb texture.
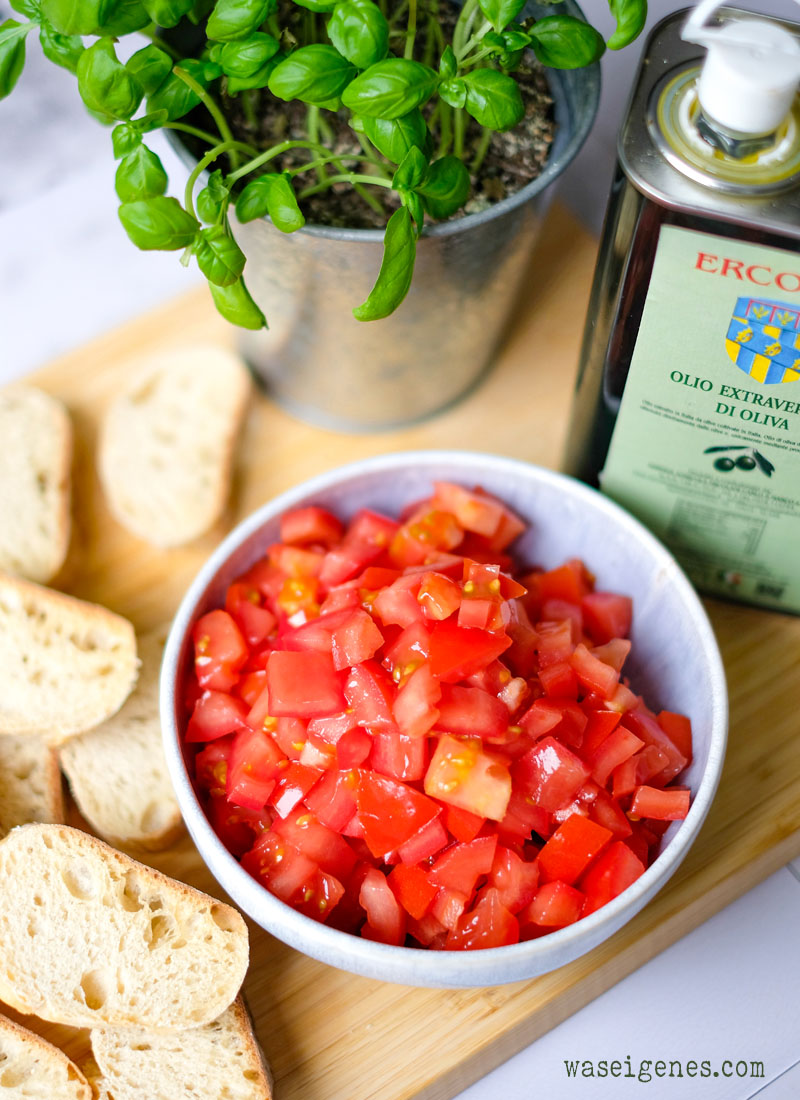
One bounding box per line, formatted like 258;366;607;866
0;825;248;1031
0;736;63;839
99;345;251;547
0;386;72;584
59;627;182;851
0;1011;91;1098
0;574;138;741
90;998;272;1100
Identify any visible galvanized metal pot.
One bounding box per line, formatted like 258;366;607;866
172;9;599;431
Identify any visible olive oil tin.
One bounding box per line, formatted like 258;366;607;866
564;4;800;615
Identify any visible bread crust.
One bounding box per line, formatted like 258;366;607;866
0;1010;92;1099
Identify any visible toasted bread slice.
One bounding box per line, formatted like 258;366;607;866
0;824;248;1031
0;573;138;743
98;345;251;548
0;736;64;839
59;626;182;851
0;385;72;584
89;996;272;1100
0;1010;91;1099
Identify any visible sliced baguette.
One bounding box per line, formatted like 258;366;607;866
0;573;138;742
0;736;64;839
0;824;248;1032
0;1010;91;1099
89;996;272;1100
59;626;182;851
98;345;251;548
0;385;72;584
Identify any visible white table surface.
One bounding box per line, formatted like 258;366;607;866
1;2;799;1096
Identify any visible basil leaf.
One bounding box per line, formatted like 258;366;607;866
293;0;336;10
142;0;194;27
439;76;466;109
197;169;230;222
226;58;279;92
118;196;199;250
40;0;114;35
438;44;456;79
477;0;525;33
362;108;428;163
115;144;168;201
327;0;388;71
219;32;279;78
127;44;173;95
342;58;438;119
101;0;152;34
353;205;416;322
418;155;470;219
39;21;83;73
77;38;143;121
10;1;41;18
235;173;305;232
401;188;424;234
528;15;605;68
607;0;646;50
392;145;427;191
0;20;31;99
209;278;267;330
268;44;356;107
194;225;246;286
461;67;523;131
148;58;215;120
206;0;275;42
112;122;141;158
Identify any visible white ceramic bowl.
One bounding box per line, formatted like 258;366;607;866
161;451;727;987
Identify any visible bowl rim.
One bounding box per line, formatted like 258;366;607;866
160;449;728;986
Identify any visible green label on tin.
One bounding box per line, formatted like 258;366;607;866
601;225;800;614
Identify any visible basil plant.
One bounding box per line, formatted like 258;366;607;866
0;0;646;328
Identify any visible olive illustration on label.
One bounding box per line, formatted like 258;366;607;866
704;443;775;477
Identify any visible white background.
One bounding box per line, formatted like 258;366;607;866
1;1;799;1096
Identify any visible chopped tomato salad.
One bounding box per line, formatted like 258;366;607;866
183;481;692;950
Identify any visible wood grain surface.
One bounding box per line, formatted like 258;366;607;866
9;204;800;1100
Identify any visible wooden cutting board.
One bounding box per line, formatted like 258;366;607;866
10;204;800;1100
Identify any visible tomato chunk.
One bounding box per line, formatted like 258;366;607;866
425;734;512;821
355;771;441;858
266;650;345;718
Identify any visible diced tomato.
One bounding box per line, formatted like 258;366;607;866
269;762;323;819
427;836;497;897
486;845;540;913
265;650;345;719
587;725;645;787
359;867;407;945
445;888;520;950
630;785;690;821
344;660;398;731
428;620;512;682
396;814;449;865
537;814;612;885
425;734;511;822
226;727;286;811
524;880;585;927
280;505;344;548
580;840;646;916
444;804;486;843
436;684;509;741
392;663;441;739
388;863;438;920
513;737;590;814
581;591;633;644
657;710;693;763
193;610;248;692
369;728;428;782
186;690;249;742
355;770;441;858
184;488;693;951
